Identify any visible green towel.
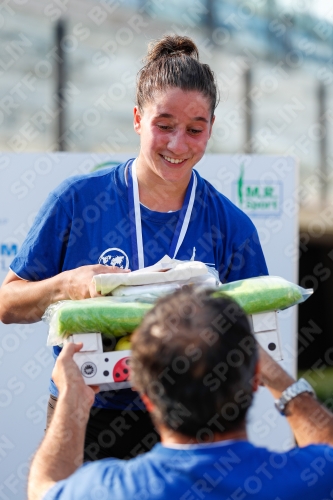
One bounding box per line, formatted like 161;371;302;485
56;299;153;338
213;276;312;314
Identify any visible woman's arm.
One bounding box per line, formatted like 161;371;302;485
0;266;130;324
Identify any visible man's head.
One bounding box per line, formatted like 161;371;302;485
131;287;258;441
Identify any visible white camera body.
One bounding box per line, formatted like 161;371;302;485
250;311;282;361
68;311;282;387
66;333;131;391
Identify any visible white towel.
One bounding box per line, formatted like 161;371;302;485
93;256;210;296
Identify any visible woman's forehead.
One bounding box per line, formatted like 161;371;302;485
144;88;211;118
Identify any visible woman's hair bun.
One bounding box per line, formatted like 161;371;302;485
145;35;199;63
137;34;218;116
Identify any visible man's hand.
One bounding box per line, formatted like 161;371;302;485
258;344;333;446
64;264;131;300
52;342;99;409
28;343;100;500
258;344;294;397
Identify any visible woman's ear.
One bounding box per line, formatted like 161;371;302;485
133;106;142;135
208;115;215;138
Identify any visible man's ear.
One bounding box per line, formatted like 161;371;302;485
133;106;142;135
252;361;260;393
140;393;155;413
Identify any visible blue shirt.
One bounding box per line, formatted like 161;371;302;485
10;161;268;409
43;441;333;500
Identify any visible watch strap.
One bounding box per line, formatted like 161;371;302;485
275;378;316;415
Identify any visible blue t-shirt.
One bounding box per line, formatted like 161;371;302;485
10;161;268;409
43;441;333;500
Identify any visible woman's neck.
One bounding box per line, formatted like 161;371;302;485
135;158;192;212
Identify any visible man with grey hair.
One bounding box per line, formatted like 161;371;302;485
28;288;333;500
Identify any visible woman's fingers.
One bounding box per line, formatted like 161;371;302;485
65;264;131;300
93;265;131;274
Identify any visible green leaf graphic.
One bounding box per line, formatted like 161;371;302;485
238;164;244;206
91;161;121;172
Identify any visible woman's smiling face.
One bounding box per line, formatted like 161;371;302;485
134;87;215;184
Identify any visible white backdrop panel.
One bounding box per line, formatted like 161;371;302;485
0;153;298;499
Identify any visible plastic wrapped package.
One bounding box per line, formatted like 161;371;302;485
213;276;313;314
92;256;220;295
43;296;154;346
112;283;181;297
112;272;219;297
43;275;313;346
43;261;220;347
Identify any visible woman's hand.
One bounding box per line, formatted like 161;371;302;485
63;264;130;300
0;265;131;324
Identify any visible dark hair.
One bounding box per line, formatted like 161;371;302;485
136;35;219;118
131;288;258;440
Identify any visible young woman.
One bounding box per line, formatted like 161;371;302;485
0;35;268;460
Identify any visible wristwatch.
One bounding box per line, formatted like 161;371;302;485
275;378;316;415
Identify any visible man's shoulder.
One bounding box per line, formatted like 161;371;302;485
291;443;333;463
43;451;160;500
42;459;123;500
255;442;333;477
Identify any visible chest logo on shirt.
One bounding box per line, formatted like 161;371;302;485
98;248;129;269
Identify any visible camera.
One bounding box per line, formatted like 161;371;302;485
66;333;131;391
67;311;282;388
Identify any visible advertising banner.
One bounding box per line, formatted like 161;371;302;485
0;153;298;499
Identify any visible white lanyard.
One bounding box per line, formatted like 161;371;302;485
127;158;197;270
